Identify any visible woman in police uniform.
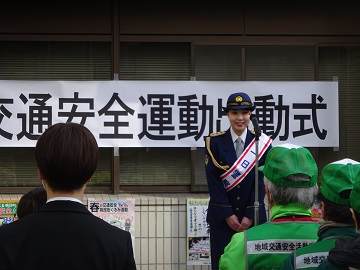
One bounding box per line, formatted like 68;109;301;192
205;92;272;270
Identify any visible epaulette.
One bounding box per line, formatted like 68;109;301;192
209;131;226;137
250;130;255;135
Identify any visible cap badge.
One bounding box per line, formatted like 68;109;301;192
235;96;243;103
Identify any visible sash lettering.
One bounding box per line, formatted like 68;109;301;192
221;133;272;191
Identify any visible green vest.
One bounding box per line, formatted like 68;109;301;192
294;238;336;269
245;221;319;270
294;226;358;269
316;258;344;270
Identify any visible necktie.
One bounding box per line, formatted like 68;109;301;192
235;138;244;158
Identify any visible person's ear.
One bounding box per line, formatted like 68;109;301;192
265;185;270;196
320;201;327;220
265;186;273;207
38;169;43;182
350;208;359;230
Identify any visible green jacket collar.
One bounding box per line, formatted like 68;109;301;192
270;203;312;221
318;224;358;241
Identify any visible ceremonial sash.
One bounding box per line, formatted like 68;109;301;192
221;133;272;191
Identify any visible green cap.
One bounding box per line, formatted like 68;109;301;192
320;158;360;205
258;143;318;188
350;169;360;213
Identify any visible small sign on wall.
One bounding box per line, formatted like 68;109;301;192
187;198;211;265
87;198;136;253
0;200;18;226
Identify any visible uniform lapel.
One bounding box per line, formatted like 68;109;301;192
244;129;253;149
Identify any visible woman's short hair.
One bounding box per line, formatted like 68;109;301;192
35;122;98;192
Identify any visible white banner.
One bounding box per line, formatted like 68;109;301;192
0;80;338;147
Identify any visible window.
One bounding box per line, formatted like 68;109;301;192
195;45;242;81
119;42;190;80
119;42;192;189
245;46;315;81
318;47;360;171
0;41;112;191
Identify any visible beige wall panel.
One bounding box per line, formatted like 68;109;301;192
119;2;245;35
0;1;112;34
245;3;360;35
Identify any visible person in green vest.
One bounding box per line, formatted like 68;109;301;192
315;165;360;269
219;143;320;270
281;158;360;270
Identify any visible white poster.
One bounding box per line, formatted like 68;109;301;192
0;80;338;147
87;199;135;253
187;198;211;265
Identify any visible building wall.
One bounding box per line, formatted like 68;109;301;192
1;1;360;269
1;2;360;37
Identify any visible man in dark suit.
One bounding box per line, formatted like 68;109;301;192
0;122;137;270
205;92;272;270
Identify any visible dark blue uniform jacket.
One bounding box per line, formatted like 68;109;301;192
205;128;271;228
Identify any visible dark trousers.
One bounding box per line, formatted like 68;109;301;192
210;224;236;270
